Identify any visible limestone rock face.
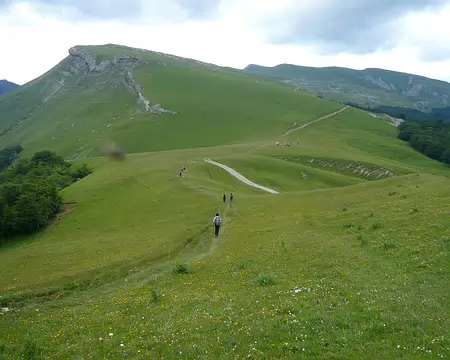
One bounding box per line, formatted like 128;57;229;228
69;46;139;73
69;46;176;116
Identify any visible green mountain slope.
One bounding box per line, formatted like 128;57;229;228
0;79;19;96
0;44;449;359
1;108;448;358
245;64;450;111
0;45;341;158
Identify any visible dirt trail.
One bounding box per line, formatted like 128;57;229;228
204;159;279;194
282;106;349;136
49;203;76;228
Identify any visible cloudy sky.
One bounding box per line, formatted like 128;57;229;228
1;0;450;85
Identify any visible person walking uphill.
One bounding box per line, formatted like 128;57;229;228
213;212;222;236
223;193;226;203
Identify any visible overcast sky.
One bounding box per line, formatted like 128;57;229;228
1;0;450;85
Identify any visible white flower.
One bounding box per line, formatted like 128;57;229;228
120;343;124;347
99;338;103;341
109;333;114;337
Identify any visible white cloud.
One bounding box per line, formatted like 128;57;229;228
399;5;450;62
1;0;450;85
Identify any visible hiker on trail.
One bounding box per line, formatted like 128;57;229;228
179;171;183;179
223;193;226;203
213;212;222;237
230;193;234;204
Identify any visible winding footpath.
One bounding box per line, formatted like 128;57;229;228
203;107;351;194
282;106;349;136
204;159;279;194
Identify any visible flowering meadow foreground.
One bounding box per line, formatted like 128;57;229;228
1;169;448;359
1;110;449;359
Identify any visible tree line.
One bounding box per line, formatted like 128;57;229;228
343;102;450;122
0;149;92;244
0;144;23;172
398;120;450;164
341;102;450;164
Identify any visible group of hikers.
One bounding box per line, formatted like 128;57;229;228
223;193;234;204
177;167;232;237
213;193;234;236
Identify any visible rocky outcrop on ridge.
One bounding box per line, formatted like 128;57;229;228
68;46;176;115
68;47;139;73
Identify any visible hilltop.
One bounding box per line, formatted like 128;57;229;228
0;79;19;96
245;64;450;115
0;44;448;359
0;44;340;158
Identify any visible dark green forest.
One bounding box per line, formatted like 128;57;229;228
375;105;450;122
0;149;92;243
398;120;450;164
0;144;23;172
344;102;450;122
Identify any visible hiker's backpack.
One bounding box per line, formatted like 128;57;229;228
215;216;222;225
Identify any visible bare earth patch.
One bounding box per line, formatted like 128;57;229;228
50;203;77;228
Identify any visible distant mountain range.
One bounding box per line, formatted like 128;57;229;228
0;80;19;97
244;64;450;120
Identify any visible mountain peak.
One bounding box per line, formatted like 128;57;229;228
0;80;19;96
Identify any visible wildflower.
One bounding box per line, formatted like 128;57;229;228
120;343;124;347
109;333;114;337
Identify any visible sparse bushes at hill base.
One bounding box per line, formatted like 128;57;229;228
0;150;93;242
398;120;450;164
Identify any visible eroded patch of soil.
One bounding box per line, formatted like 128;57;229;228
50;203;76;227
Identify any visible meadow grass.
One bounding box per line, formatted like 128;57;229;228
0;45;449;359
0;169;448;359
1;139;448;359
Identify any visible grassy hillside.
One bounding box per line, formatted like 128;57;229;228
0;45;341;158
0;45;449;359
245;64;450;111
